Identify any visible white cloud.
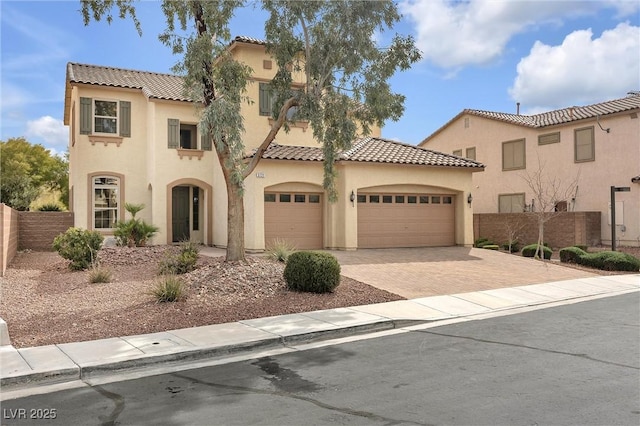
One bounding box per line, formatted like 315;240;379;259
509;23;640;110
26;116;68;149
400;0;639;69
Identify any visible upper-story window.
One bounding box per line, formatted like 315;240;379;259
465;147;476;160
259;82;300;120
79;97;130;137
168;119;212;151
502;138;526;171
575;126;595;162
94;100;118;134
452;149;462;156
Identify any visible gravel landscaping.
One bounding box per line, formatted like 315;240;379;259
0;246;404;349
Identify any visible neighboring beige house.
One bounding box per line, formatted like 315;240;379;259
63;37;483;251
420;93;640;247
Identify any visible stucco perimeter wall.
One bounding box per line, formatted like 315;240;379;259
18;212;74;251
473;212;602;249
0;204;19;276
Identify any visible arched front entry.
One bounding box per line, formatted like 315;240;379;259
166;179;213;245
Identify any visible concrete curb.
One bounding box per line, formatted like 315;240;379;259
1;319;424;388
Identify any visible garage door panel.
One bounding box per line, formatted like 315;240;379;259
264;192;323;250
358;193;455;248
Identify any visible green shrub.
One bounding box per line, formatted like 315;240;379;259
559;246;587;264
114;203;159;247
284;251;341;293
150;275;184;302
89;266;112;283
474;238;491;248
37;203;63;211
266;238;297;262
158;241;199;275
52;228;104;270
521;244;552;260
482;244;500;250
502;241;521;253
580;251;640;272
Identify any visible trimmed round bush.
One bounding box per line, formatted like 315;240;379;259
502;241;520;253
521;244;552;260
474;238;490;248
580;251;640;272
284;251;341;293
559;246;587;264
481;244;500;250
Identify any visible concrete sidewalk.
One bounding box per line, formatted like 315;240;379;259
2;274;638;391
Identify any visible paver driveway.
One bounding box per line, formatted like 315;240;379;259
326;247;599;299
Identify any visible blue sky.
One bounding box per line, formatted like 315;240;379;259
1;0;639;156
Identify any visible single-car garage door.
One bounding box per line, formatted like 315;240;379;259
264;192;323;249
358;193;455;248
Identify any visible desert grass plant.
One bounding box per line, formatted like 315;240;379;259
37;203;63;211
266;238;297;263
150;275;184;302
89;265;113;283
158;241;200;275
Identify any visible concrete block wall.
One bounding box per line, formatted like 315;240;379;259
473;212;601;249
17;212;74;251
0;204;19;277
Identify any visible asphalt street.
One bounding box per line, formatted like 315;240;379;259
2;292;639;426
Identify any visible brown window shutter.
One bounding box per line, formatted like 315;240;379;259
80;97;92;134
119;101;131;137
168;118;179;148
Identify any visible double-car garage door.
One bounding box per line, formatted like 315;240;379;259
264;191;455;249
357;193;455;248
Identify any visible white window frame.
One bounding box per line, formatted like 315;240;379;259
93;99;119;135
93;176;120;230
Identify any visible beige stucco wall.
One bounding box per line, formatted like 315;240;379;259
421;111;640;246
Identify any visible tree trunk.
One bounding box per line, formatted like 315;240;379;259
225;178;245;261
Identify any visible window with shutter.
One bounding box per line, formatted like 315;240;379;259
574;126;594;162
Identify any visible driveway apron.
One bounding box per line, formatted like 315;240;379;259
327;247;599;299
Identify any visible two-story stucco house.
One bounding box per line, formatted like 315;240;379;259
420;93;640;247
63;36;484;251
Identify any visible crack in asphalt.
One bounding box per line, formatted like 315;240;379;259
172;372;431;426
89;383;126;426
414;330;640;370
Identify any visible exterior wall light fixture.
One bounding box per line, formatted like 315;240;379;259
350;190;356;206
467;193;473;206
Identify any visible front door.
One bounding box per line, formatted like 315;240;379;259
172;186;190;242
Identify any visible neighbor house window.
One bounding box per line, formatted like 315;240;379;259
499;193;525;213
453;149;462;156
93;176;120;229
575;126;595;162
79;97;131;137
465;147;476;160
538;132;560;145
502;138;526;170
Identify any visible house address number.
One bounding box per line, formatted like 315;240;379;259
256;172;265;178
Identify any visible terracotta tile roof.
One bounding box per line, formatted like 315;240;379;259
233;35;267;45
256;137;484;169
422;92;640;144
466;93;640;128
67;62;193;102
